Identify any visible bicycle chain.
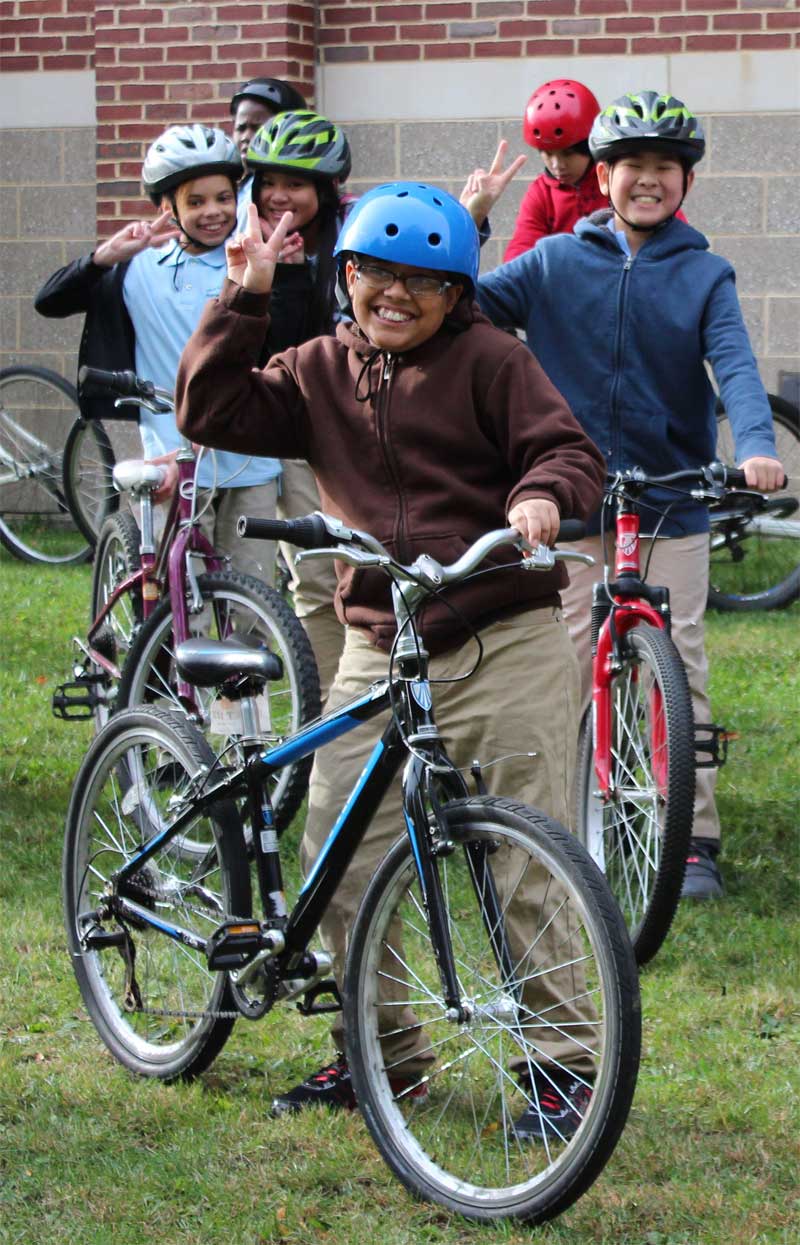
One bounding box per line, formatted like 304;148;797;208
109;878;278;1022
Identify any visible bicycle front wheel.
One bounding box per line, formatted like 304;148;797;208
710;395;800;610
63;416;118;544
577;623;695;965
344;796;640;1224
117;571;320;831
63;707;251;1081
0;365;90;564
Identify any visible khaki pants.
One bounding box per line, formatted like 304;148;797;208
197;479;280;585
560;531;720;845
277;459;344;702
300;611;597;1076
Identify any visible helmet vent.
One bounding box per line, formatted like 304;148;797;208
432;196;442;206
385;223;399;236
555;127;563;136
397;190;409;197
428;232;441;246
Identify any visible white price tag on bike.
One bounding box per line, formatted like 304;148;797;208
210;692;271;736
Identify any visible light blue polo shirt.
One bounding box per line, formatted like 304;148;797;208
122;238;280;490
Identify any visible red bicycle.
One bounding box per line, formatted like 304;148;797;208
576;464;744;964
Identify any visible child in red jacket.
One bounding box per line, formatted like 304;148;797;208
504;79;606;261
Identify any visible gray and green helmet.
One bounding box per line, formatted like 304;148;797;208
589;90;705;166
247;110;351;183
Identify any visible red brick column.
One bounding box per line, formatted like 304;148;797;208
95;1;316;235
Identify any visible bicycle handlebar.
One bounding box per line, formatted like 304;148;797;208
610;462;787;494
237;513;586;551
77;366;173;412
237;512;590;590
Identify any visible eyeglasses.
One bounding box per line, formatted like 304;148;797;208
353;262;453;299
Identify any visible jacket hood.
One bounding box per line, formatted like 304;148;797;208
576;210;710;258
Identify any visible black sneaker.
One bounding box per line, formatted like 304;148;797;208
681;838;724;901
512;1072;592;1144
271;1054;429;1116
271;1055;356;1116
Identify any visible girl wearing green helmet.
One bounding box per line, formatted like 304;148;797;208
230;109;356;695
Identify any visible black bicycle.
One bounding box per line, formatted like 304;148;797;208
63;512;640;1225
711;394;800;611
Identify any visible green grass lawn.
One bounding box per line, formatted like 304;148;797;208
0;549;798;1245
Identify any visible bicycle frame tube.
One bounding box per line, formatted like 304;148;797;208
111;668;473;1015
592;502;669;796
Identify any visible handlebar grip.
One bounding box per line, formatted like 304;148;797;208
718;465;748;489
237;513;332;550
555;518;586;543
78;366;153;401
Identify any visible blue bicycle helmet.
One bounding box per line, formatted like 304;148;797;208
334;182;480;289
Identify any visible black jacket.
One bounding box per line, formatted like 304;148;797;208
35;254;136;422
35;250;315;421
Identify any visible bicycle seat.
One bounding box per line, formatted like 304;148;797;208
112;459;167;494
175;638;284;688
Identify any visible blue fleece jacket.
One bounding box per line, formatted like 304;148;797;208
477;211;777;535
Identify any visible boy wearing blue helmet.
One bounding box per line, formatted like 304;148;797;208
177;184;606;1136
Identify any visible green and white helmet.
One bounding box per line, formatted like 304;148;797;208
589;90;705;166
247;110;351;183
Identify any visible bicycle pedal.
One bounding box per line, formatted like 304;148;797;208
695;722;737;769
52;674;108;720
206;920;265;970
81;927;128;951
295;978;342;1016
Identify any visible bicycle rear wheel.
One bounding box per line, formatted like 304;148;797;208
0;365;90;564
63;707;251;1080
344;796;640;1224
710;395;800;610
89;511;143;728
577;623;695;965
117;571;320;831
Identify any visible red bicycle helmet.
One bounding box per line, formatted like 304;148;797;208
523;80;600;152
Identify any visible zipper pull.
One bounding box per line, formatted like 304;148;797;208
623;255;634;272
382;353;394;382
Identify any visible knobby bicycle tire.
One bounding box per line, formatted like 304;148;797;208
63;416;118;545
63;707;251;1081
710;395;800;611
0;364;91;565
89;511;144;729
117;570;321;831
577;623;695;965
344;796;641;1224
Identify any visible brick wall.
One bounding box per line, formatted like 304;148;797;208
94;1;316;234
0;0;95;74
317;0;800;62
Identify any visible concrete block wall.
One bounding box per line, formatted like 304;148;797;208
0;126;96;380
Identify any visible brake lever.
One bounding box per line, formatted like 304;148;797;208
295;546;392;570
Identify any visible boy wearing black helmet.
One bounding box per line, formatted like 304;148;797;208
229;76;308;163
473;90;785;900
176;184;606;1133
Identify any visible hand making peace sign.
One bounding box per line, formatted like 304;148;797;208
225;203;304;293
460;139;528;227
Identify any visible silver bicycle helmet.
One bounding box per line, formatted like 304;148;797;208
142;125;242;202
589;90;706;166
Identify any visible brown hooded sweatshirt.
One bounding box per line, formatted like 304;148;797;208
176;279;605;654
